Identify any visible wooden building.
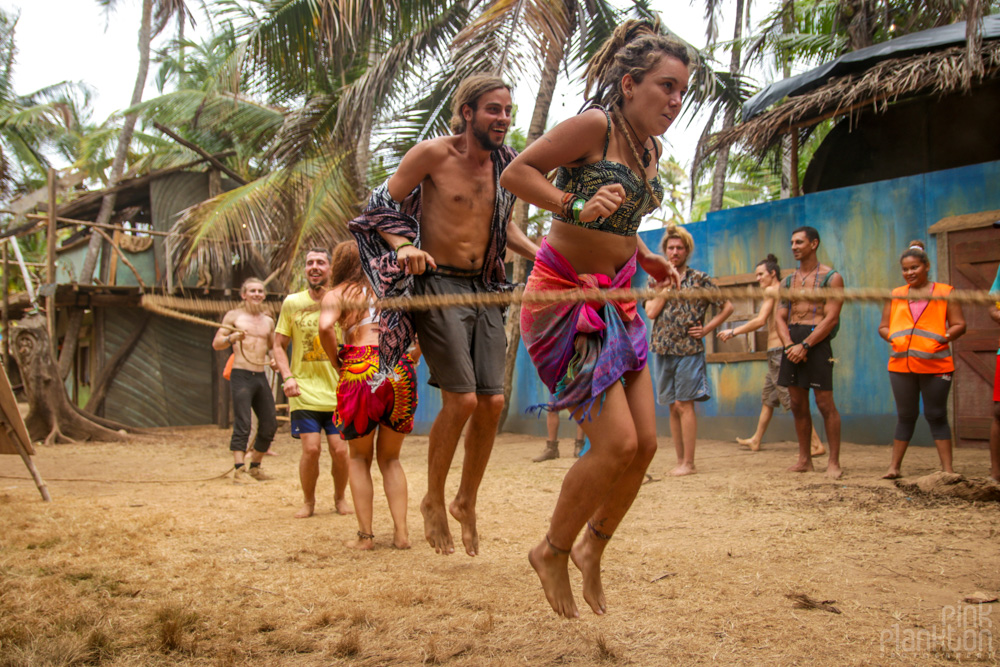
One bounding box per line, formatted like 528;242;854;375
9;167;275;429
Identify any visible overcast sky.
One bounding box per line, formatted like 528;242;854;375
5;0;772;214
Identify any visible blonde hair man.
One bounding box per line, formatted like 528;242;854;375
644;225;733;476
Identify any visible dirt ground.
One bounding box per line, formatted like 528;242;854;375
1;427;999;666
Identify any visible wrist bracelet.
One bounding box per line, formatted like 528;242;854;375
283;376;294;383
560;192;575;220
571;198;585;222
394;241;414;252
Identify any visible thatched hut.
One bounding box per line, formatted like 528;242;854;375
713;15;1000;194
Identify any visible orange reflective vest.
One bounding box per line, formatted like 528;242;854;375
887;283;954;374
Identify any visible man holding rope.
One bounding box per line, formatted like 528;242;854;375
776;226;844;478
350;74;539;556
273;249;352;518
213;277;277;483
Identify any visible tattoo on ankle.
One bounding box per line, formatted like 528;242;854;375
587;521;612;541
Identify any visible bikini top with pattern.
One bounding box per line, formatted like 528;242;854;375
553;106;664;237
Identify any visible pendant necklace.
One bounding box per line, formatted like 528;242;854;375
620;113;652;168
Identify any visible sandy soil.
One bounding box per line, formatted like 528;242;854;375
1;428;998;666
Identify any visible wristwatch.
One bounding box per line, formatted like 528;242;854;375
801;341;811;352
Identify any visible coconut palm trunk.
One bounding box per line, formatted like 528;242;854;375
709;0;745;212
498;34;565;431
58;0;154;382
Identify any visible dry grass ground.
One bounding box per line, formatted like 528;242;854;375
1;428;999;666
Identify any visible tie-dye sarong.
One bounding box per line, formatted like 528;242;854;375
335;345;418;440
520;239;647;420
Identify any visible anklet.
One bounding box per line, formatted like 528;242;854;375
357;531;374;540
545;534;571;555
587;521;612;541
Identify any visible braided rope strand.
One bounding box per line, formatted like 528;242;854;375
141;285;1000;330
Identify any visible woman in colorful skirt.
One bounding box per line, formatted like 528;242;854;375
318;240;419;550
500;19;689;618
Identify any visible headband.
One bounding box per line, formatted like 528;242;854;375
909;245;924;251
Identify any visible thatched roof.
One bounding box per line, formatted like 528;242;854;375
713;38;1000;154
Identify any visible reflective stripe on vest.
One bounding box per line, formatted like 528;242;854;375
887;283;954;374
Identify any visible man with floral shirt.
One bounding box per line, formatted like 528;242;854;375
644;225;733;476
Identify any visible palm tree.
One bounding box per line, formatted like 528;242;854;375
137;0;473;286
60;0;194;380
0;10;91;198
708;0;746;212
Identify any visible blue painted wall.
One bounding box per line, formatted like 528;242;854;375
410;159;1000;445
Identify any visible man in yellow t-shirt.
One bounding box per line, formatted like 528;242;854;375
273;248;352;518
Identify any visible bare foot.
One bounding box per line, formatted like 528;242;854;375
670;463;697;476
393;531;411;549
335;498;354;515
449;499;478;556
529;539;578;619
294;502;315;519
345;537;374;551
736;436;760;452
810;438;826;457
421;496;454;555
787;459;814;473
826;463;843;479
570;537;606;615
882;469;901;480
265;450;279;457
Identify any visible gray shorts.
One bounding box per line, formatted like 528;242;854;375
762;348;791;410
413;272;506;394
654;353;710;405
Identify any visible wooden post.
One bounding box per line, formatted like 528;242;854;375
790;130;800;197
46;168;57;352
2;242;8;369
92;308;105;418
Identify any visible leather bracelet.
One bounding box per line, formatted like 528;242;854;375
560;192;575;220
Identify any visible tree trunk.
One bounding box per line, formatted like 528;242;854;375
498;33;565;431
12;315;130;445
708;0;745;212
58;0;154;381
780;0;795;199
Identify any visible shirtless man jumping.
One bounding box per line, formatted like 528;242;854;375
213;277;277;483
350;75;539;556
775;226;844;478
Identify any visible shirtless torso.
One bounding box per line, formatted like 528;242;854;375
786;264;837;328
383;87;537;273
405;136;498;271
220;308;275;371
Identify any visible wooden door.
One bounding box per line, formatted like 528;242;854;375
948;227;1000;445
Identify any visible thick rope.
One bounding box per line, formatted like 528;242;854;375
141;299;247;332
141;286;1000;329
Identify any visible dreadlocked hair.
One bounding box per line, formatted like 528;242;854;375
331;240;368;333
584;19;691;210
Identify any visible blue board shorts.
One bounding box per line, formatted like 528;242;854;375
290;410;340;439
653;353;710;405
